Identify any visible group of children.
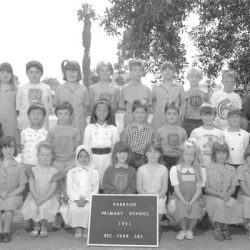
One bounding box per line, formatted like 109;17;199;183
0;58;250;244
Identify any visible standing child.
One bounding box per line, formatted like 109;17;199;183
190;103;224;167
168;139;206;240
204;141;243;241
53;60;89;140
137;142;168;221
120;59;151;128
181;67;210;137
0;136;27;242
223;109;250;168
237;145;250;239
46;102;80;229
211;69;242;129
151;61;185;133
16;61;52;130
84;99;119;187
22;142;59;238
120;100;154;169
0;63;18;142
102;141;137;194
60;145;99;238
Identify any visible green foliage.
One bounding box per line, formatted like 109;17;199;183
43;77;60;91
100;0;195;81
190;0;250;94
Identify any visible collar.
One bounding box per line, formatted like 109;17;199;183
61;82;81;90
177;164;195;173
0;85;12;91
157;80;179;87
115;164;129;169
95;122;108;128
0;159;18;169
130;122;148;130
73;166;90;172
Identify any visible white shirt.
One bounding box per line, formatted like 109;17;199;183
190;126;223;167
21;127;48;165
83;123;119;148
170;165;206;187
211;90;242;129
67;166;99;201
223;129;250;165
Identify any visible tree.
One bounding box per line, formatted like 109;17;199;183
189;0;250;94
43;77;60;92
100;0;195;81
77;3;97;87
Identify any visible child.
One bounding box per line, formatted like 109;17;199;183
204;141;243;241
89;61;120;112
137;142;168;221
237;145;250;238
155;103;187;174
16;60;52;130
84;99;119;187
53;60;89;140
120;100;154;169
119;59;151;128
61;145;99;238
46;102;80;229
211;69;242;130
181;67;210;137
151;61;185;133
223;108;250;168
0;136;27;242
22;142;59;238
190;103;224;167
0;63;18;142
21;104;48;168
168;139;206;240
102;141;137;194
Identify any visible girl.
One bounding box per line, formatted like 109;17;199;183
0;63;18;142
53;60;89;140
0;136;27;243
237;145;250;239
22;141;59;238
60;145;99;238
205;141;243;241
168;139;206;240
137;142;168;222
102;141;137;194
83;99;119;187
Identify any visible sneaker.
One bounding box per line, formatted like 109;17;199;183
24;219;33;232
75;228;82;238
30;229;39;237
185;230;194;240
214;228;224;241
40;227;48;238
52;215;62;230
2;233;12;243
176;231;186;240
222;229;232;240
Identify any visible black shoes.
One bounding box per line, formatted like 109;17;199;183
2;233;12;243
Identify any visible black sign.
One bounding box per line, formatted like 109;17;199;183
87;194;158;247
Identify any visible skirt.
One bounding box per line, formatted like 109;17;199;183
0;195;23;211
60;201;90;228
204;195;243;224
22;194;59;222
238;194;250;219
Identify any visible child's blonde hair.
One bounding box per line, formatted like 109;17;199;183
187;67;203;78
180;138;202;184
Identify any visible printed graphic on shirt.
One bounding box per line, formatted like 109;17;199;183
201;134;220;155
99;93;114;104
189;95;202;110
217;98;234;120
162;133;181;151
114;172;128;192
28;88;43;105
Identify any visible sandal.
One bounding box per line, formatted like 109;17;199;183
30;229;39;237
222;229;231;240
214;228;224;241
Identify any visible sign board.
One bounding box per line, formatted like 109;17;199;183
87;194;158;247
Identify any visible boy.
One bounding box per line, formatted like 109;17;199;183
190;103;224;167
223;109;250;168
20;104;48;231
211;69;241;129
181;67;210;137
151;61;185;133
120;100;154;169
46;101;80;229
119;59;151;128
16;60;52;130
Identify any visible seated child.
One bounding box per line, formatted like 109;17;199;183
102;141;137;194
60;145;99;238
204;141;243;241
168;139;206;240
22;142;59;238
0;136;27;243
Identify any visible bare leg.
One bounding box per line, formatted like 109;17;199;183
3;210;13;233
82;228;88;238
187;218;198;231
0;212;3;233
180;218;187;231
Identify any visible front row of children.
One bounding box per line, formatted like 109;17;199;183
1;134;250;243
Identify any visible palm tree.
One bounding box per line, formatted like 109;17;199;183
77;3;97;88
